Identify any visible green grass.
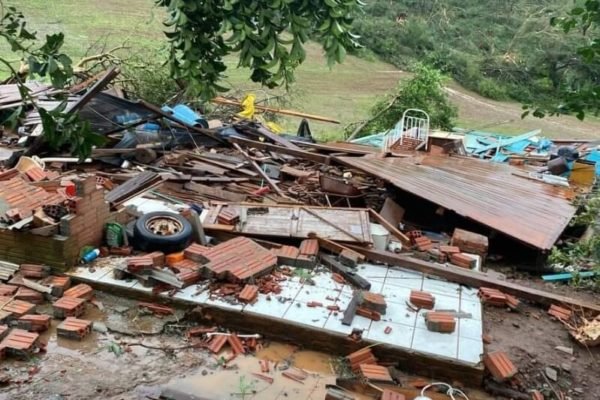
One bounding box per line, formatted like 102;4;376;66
3;0;600;140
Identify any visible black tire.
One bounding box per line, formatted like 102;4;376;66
133;212;193;253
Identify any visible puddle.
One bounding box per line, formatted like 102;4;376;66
256;342;334;375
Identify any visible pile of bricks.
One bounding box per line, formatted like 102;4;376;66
359;364;394;383
237;284;259;303
409;290;435;309
15;287;44;304
217;209;240;225
20;264;51;279
424;311;456;333
339;248;363;268
63;283;94;300
0;297;36;319
271;243;317;269
346;347;377;373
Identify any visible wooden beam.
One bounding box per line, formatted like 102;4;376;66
347;246;600;313
308;234;365;261
368;209;411;246
212;96;340;124
232;142;287;198
320;254;371;290
228;136;331;165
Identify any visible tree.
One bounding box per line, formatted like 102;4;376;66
156;0;364;100
525;0;600;120
361;64;457;135
0;5;104;159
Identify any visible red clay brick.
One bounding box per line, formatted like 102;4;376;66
238;285;259;303
439;245;460;254
0;328;39;357
63;283;94;300
17;314;51;332
0;325;9;340
271;245;300;264
53;296;86;319
299;239;319;256
208;334;228;353
126;256;154;274
327;305;340;312
339;248;363;267
0;297;36;318
147;251;166;266
450;252;476;269
361;292;386;314
171;259;200;272
332;273;346;284
138;302;175;316
186;326;218;337
356;307;381;321
57;317;93;340
425;311;456;333
505;294;521;311
217;209;240;225
346;348;377;372
41;276;71;296
166;252;185;266
483;351;518;381
228;334;245;355
478;287;507;307
531;390;544;400
452;228;488;258
359;364;393;382
548;304;572;321
384;326;392;334
0;284;18;296
413;236;433;252
15;287;42;304
307;301;323;307
183;244;210;263
409;290;435;309
19;264;50;279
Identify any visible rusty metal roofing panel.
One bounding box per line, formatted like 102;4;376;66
337;155;576;250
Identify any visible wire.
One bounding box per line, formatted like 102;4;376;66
421;382;470;400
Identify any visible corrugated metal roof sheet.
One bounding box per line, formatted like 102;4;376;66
337;155;576;250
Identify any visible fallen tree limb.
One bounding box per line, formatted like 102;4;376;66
347;246;600;314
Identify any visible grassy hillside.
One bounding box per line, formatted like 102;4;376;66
2;0;600;139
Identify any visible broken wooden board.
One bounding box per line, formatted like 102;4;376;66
320;254;371;290
203;203;372;243
228;136;331;165
183;182;247;202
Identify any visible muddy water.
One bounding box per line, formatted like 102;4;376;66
158;342;369;400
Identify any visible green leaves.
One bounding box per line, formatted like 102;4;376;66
156;0;364;100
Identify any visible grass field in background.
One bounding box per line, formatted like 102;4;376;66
3;0;600;139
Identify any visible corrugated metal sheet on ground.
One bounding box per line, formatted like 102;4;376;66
336;155;576;250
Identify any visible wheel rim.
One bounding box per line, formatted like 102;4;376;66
145;215;183;236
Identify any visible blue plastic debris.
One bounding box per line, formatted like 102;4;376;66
162;104;209;129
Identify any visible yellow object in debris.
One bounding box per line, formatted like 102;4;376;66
265;121;284;134
570;160;596;186
237;94;256;119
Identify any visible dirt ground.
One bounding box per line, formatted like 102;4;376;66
0;278;597;400
483;273;600;400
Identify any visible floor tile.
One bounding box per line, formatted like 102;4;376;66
70;265;114;281
296;285;340;304
130;281;154;293
380;285;412;305
458;318;483;341
205;296;244;311
356;263;388;283
96;271;138;289
365;280;384;294
386;267;423;280
244;296;293;319
384;269;423;290
432;293;460;312
367;320;414;348
283;301;330;328
381;300;417;327
422;277;462;298
323;314;372;335
411;327;458;359
458;336;483;364
310;273;347;291
173;284;210;303
276;282;304;301
459;299;482;320
459;285;479;301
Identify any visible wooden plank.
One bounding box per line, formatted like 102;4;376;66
300;207;362;242
232;143;287;198
212;96;341;124
347;246;600;313
368;209;411;245
237;123;302;150
228;136;331;165
187;160;229;176
183;182;246;202
310;235;365;261
342;294;360;326
320;254;371;290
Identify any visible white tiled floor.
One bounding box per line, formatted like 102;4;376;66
70;259;484;366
